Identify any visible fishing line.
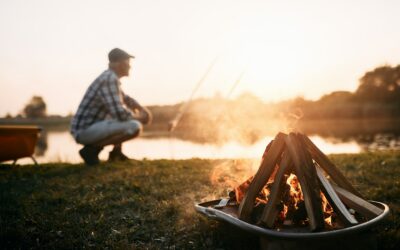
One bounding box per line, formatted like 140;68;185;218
168;56;218;132
167;57;219;159
211;69;247;159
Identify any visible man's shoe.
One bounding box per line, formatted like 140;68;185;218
79;145;102;165
108;149;130;162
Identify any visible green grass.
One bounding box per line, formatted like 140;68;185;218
0;152;399;249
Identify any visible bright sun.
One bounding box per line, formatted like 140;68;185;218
218;28;311;101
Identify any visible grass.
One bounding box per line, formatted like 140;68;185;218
0;152;399;249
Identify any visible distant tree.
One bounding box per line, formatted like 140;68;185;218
236;92;264;105
291;96;308;107
318;91;353;104
355;65;400;103
23;96;47;118
4;113;12;118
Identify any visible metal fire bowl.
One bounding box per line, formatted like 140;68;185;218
195;199;389;240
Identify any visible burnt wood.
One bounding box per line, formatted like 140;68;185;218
234;176;254;203
285;133;325;231
259;149;293;227
234;141;274;203
236;132;380;231
316;165;358;225
300;134;363;198
332;184;383;220
238;133;287;222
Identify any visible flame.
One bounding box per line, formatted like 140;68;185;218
279;204;289;221
234;176;254;203
232;168;337;229
325;216;332;226
286;174;303;209
320;191;334;227
234;176;270;204
257;186;270;204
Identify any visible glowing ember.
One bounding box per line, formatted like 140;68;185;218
321;191;334;226
233;172;336;228
257;187;270;204
286;174;303;209
219;132;384;232
234;176;271;204
234;176;254;203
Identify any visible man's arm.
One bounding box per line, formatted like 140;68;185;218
122;91;152;125
122;92;141;111
99;78;134;121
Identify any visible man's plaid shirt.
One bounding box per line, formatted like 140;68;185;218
70;69;140;138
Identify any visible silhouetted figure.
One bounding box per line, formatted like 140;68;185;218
70;48;152;165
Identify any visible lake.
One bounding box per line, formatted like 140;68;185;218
11;125;400;165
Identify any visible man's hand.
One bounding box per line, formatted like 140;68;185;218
134;106;152;125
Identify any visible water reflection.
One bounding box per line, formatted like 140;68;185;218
0;118;394;165
8;129;392;164
34;130;48;156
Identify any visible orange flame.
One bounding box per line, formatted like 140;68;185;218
233;171;335;229
286;174;303;209
320;191;334;226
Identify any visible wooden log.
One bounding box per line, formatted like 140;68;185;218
316;165;358;225
234;140;275;203
259;149;293;227
285;133;325;231
238;133;287;222
234;176;254;203
332;184;383;220
262;139;274;158
300;134;364;198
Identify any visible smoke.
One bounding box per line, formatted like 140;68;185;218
205;108;306;198
280;107;304;134
174;95;309;146
209;159;260;195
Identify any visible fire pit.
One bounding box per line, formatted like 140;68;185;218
195;132;390;250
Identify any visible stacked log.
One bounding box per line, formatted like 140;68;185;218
236;132;383;232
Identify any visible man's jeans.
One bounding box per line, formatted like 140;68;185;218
75;120;142;146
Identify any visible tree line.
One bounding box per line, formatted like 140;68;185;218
8;64;400;122
284;64;400;119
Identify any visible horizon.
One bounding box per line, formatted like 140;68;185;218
0;84;382;118
1;0;400;116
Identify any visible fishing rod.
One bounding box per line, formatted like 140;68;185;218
225;69;246;99
211;69;246;125
168;57;218;132
205;69;247;159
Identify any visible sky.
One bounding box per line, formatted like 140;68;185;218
0;0;399;116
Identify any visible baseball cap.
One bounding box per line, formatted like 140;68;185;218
108;48;135;62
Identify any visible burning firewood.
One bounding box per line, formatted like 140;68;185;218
238;133;286;222
233;176;254;203
228;132;383;232
284;133;325;231
316;165;358;225
258;150;293;227
332;184;383;220
301;134;364;198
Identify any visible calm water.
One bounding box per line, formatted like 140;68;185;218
11;128;400;165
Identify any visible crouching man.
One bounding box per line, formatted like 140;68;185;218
70;48;151;165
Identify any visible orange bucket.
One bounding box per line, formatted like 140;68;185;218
0;125;41;162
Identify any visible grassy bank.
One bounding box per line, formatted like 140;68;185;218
1;152;399;249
